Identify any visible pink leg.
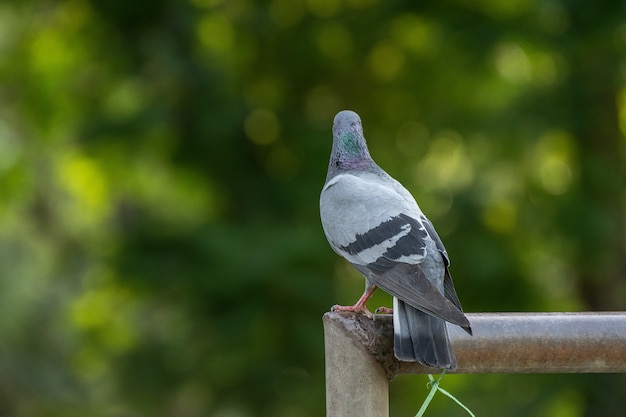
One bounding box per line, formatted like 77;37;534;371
332;285;377;318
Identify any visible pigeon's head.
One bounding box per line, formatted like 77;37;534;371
332;110;368;157
325;110;376;179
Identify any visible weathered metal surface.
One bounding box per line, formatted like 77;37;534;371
323;312;389;417
324;311;626;377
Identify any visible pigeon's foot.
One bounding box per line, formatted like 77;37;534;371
374;306;393;314
332;303;374;319
331;284;378;319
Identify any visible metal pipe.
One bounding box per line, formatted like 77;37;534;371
324;311;626;378
436;312;626;374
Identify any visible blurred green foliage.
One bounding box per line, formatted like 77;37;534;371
0;0;624;416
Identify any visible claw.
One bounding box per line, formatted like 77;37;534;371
375;306;393;315
332;303;374;318
331;285;378;319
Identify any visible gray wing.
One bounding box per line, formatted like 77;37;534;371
420;215;466;316
355;260;469;329
320;173;424;265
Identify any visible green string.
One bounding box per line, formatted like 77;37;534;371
414;370;475;417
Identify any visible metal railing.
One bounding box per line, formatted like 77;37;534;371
323;311;626;417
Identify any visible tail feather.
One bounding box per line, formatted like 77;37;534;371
393;298;457;370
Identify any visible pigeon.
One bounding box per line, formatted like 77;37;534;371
320;110;472;370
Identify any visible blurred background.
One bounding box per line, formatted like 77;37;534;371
0;0;625;416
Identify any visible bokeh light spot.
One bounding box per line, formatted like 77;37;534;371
244;109;280;145
314;22;353;59
528;130;576;195
367;41;405;82
103;78;145;120
391;14;440;56
56;151;111;225
415;131;474;191
481;199;518;234
540;158;572;195
70;280;137;353
197;13;234;53
493;42;531;83
30;28;73;74
617;86;626;137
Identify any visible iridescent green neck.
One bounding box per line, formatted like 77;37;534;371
338;130;367;156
